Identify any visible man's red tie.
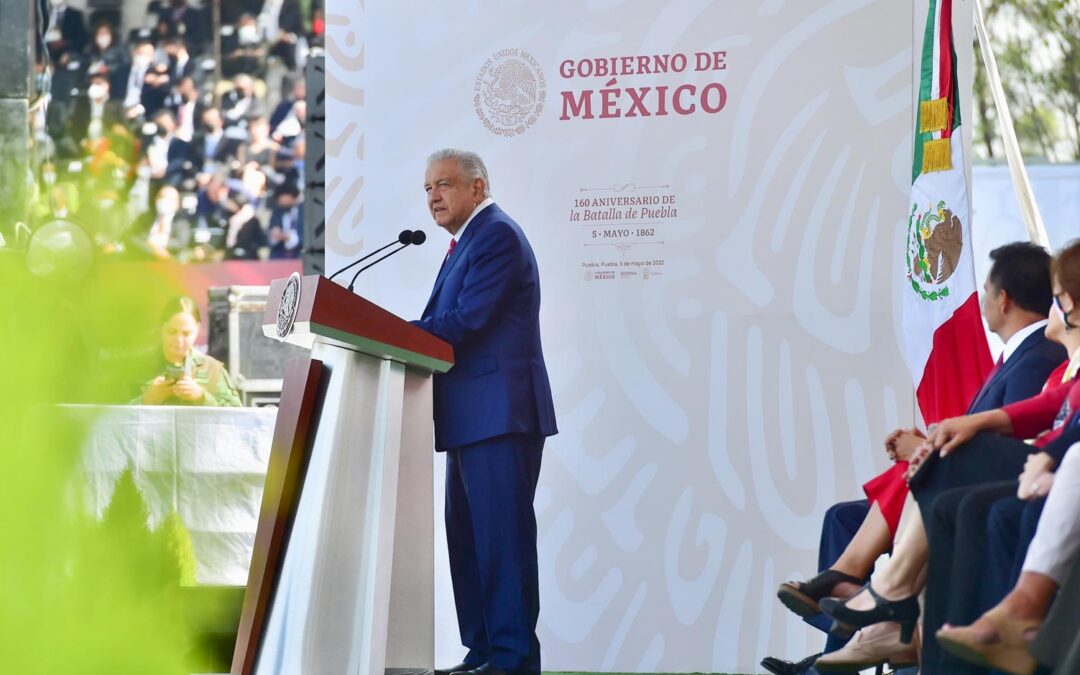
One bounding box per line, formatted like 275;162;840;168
446;238;457;258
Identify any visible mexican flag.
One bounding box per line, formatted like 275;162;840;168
902;0;993;423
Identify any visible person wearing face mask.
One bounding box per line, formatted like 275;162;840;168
85;22;126;83
144;109;190;187
222;13;267;78
220;74;266;128
140;297;240;407
220;165;270;260
67;72;125;153
141;60;175;120
171;76;203;144
120;40;156;117
162;37;201;86
191;108;240;172
236;15;261;46
241;116;279;167
129;184;193;260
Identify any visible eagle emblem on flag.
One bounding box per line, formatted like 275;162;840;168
905;199;964;301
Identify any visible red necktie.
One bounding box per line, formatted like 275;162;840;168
446;238;457;258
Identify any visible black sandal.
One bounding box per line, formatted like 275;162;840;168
776;569;863;619
819;583;921;644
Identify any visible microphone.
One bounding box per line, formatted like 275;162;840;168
327;229;413;281
347;229;427;291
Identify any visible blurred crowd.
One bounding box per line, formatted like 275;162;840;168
32;0;321;262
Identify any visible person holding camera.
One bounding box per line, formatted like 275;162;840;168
140;296;241;406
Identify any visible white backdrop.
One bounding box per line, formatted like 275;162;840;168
325;2;971;672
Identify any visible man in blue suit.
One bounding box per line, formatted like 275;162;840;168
413;149;558;675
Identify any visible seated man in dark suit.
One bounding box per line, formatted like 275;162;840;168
220;74;266;128
125;184;194;260
190;107;242;172
64;71;126;156
267;184;302;259
144;109;191;187
414;149;557;675
169;76;205;145
115;39;156;116
162;36;202;86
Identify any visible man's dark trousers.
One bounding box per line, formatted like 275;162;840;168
923;482;1015;675
446;433;544;674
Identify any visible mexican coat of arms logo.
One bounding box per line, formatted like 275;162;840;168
905;200;964;302
474;49;546;137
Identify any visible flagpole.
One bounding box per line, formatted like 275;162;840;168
972;0;1052;250
212;0;222;84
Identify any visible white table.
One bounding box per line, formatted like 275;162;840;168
68;405;276;586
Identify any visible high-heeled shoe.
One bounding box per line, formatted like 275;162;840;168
935;606;1040;675
777;569;863;618
813;623;918;673
819;583;920;644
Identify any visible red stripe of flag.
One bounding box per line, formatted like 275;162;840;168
938;0;955;139
916;291;994;423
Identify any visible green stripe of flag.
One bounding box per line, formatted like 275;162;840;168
913;0;940;184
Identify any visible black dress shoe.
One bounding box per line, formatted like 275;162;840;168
434;663;480;675
819;583;921;644
760;652;822;674
463;664;537;675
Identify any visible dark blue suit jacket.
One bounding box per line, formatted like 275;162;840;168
415;203;558;451
268;204;303;259
966;326;1065;414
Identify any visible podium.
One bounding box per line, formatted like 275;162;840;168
231;274;453;675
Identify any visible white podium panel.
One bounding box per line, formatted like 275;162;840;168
254;342;434;675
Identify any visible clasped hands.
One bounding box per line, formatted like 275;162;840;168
899;415;982;483
884;427;925;463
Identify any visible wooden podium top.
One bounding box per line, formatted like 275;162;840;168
262;274;453;373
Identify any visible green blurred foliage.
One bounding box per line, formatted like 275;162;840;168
977;0;1080;162
0;252;217;673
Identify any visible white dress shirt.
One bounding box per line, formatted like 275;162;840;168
453;197;494;242
1002;319;1049;363
176;99;197;142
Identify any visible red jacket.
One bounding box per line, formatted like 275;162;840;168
1003;374;1080;447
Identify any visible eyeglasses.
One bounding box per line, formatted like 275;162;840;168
1055;294;1076;330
